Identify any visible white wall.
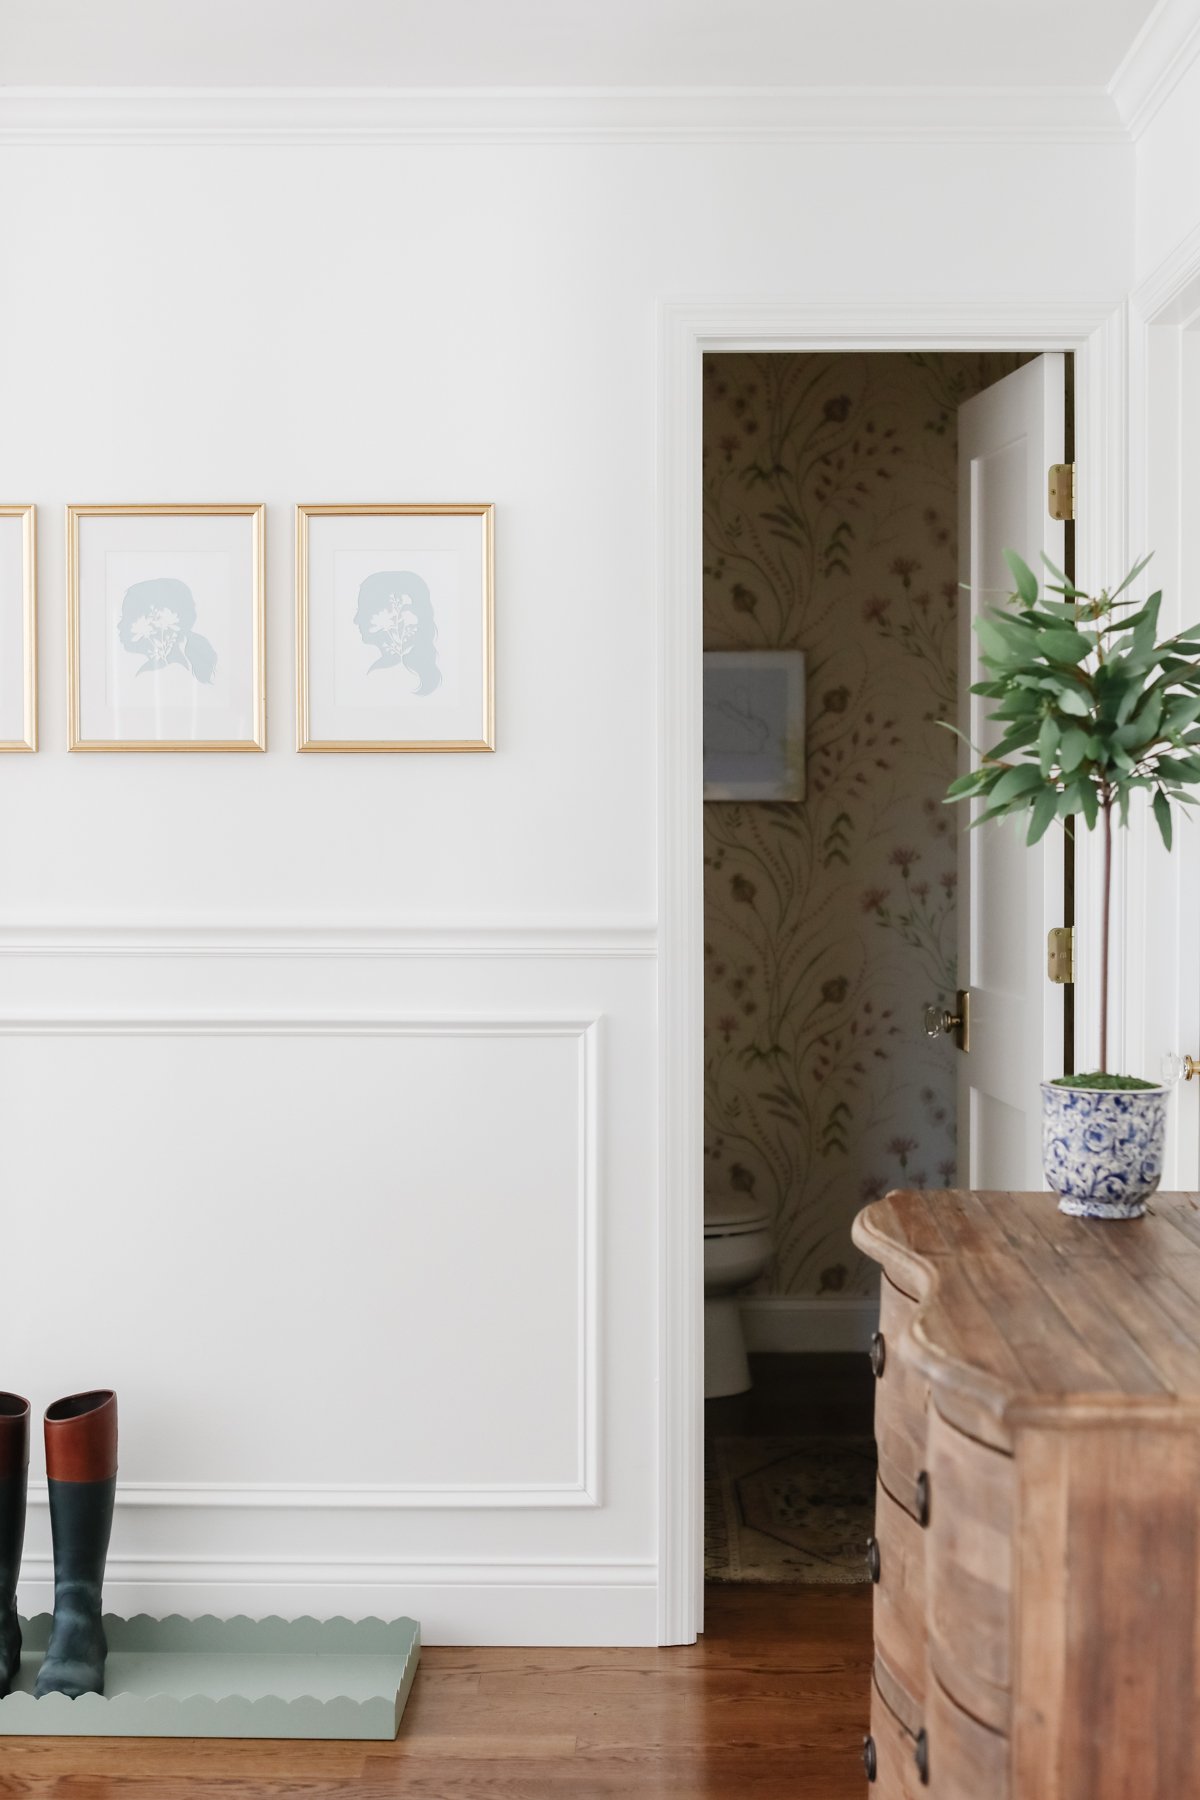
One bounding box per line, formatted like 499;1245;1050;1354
0;111;1133;1643
1135;52;1200;282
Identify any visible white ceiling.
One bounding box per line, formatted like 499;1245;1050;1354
0;0;1163;91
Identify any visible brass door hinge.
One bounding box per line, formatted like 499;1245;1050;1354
1048;463;1075;522
1048;926;1074;984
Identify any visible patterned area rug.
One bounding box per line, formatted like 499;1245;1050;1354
705;1436;877;1584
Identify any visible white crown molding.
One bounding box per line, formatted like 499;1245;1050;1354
1108;0;1200;138
661;296;1126;350
0;84;1125;146
0;921;657;959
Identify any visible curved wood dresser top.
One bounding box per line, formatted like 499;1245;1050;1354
852;1188;1200;1452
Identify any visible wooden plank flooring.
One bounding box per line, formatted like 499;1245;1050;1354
0;1586;874;1797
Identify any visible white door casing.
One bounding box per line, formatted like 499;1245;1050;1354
660;304;1122;1647
956;355;1067;1188
1128;247;1200;1186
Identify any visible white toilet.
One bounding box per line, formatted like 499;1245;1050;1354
704;1193;773;1399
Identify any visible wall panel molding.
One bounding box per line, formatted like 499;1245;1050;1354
7;1011;601;1509
0;86;1126;147
0;922;656;961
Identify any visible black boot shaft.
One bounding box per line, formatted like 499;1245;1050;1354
45;1476;115;1596
36;1390;117;1700
0;1472;26;1604
33;1476;115;1699
0;1394;30;1697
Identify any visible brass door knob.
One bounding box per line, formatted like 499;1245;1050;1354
1164;1052;1200;1084
922;990;970;1052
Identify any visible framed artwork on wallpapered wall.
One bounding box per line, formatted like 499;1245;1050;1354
0;505;37;752
67;503;266;752
703;650;806;801
295;503;494;753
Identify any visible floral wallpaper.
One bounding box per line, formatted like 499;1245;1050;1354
703;352;1032;1299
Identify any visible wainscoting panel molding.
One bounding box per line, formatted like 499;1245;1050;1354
0;922;658;960
5;1011;600;1508
1;927;658;1639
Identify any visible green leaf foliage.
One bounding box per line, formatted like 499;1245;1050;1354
946;550;1200;851
1004;550;1039;605
1153;789;1173;850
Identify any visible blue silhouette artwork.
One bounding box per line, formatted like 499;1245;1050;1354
118;577;218;684
354;571;442;695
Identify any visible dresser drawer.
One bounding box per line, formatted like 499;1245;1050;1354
873;1477;926;1711
925;1673;1009;1799
926;1404;1013;1731
866;1673;926;1798
874;1276;930;1519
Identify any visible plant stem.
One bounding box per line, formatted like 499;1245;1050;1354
1100;792;1112;1074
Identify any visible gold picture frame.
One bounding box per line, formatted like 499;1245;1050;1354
67;503;266;752
0;505;37;752
296;502;494;753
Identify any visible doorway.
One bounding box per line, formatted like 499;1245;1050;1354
656;301;1122;1646
698;350;1059;1587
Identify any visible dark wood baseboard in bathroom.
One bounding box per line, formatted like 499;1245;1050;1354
706;1350;874;1440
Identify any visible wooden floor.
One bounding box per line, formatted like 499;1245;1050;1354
0;1586;874;1798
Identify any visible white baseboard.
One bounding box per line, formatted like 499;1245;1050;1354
17;1558;659;1647
740;1295;880;1354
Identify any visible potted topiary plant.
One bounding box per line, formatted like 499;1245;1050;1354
944;551;1200;1219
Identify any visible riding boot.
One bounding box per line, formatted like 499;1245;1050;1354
0;1394;29;1697
34;1390;117;1699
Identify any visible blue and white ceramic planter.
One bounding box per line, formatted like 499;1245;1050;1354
1041;1080;1169;1220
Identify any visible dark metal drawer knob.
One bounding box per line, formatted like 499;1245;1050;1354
869;1330;886;1378
915;1469;930;1528
866;1536;881;1583
862;1734;877;1782
915;1727;930;1785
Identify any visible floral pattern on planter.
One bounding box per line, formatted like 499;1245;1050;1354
1041;1082;1169;1221
703;351;1032;1297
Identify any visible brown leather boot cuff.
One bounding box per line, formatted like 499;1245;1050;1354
44;1390;117;1483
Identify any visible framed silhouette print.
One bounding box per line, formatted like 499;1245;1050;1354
67;504;265;752
703;650;806;801
0;505;37;752
295;503;494;753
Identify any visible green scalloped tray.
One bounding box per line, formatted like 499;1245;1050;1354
0;1613;420;1738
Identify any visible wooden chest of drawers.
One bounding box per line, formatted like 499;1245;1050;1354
852;1188;1200;1800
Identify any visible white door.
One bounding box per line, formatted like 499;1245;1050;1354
956;355;1067;1188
